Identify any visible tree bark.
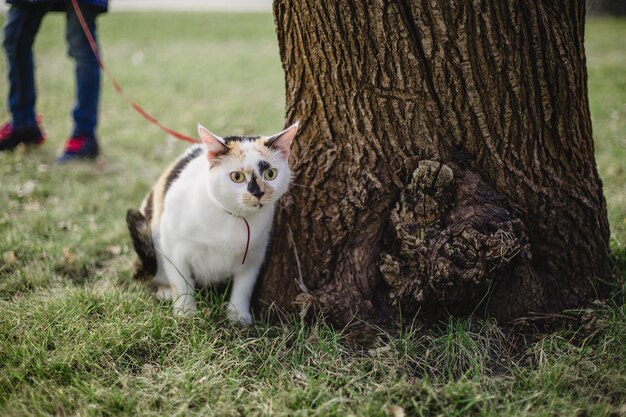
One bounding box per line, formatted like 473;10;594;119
257;0;611;328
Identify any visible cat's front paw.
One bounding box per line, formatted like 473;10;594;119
172;294;197;317
172;305;196;317
172;299;197;317
226;303;253;326
155;285;173;301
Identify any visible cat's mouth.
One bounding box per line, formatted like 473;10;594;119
243;201;264;210
241;194;266;210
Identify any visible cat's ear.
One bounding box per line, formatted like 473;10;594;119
266;121;299;159
198;124;226;161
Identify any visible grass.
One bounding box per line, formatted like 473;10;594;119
0;12;625;417
586;18;626;243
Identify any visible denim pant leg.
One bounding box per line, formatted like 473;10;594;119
65;2;101;139
2;4;51;130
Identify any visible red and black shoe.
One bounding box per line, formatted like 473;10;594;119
56;134;99;163
0;118;46;151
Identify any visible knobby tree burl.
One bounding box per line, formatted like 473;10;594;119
256;0;611;328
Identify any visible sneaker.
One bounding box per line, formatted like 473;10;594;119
56;134;99;163
0;119;46;151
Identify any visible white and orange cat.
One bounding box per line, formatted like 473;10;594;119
126;122;298;325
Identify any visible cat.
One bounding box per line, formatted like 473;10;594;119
126;122;298;325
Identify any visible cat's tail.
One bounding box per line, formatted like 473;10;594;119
126;209;157;280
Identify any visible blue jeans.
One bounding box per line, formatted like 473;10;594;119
3;1;101;138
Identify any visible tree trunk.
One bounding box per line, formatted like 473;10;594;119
256;0;611;328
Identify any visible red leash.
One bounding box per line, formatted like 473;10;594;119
241;217;250;265
72;0;253;265
69;0;199;144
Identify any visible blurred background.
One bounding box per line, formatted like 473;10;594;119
587;0;626;16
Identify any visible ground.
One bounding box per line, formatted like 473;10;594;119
0;12;624;417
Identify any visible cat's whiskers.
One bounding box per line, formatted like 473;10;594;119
281;190;299;204
289;182;312;189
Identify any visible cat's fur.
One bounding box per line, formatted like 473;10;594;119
126;123;298;325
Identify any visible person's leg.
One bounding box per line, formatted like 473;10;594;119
59;1;101;160
1;3;50;149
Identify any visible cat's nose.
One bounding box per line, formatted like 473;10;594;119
247;174;265;200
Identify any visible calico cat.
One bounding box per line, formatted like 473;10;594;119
126;122;298;325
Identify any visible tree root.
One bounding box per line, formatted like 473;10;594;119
379;160;531;315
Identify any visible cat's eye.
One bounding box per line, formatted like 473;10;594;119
263;168;278;180
230;171;246;183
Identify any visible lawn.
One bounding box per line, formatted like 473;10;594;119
0;12;625;417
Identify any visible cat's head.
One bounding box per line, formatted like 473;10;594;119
198;122;298;215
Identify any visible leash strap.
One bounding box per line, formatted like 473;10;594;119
241;217;250;265
70;0;255;263
69;0;200;144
